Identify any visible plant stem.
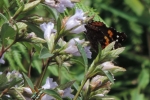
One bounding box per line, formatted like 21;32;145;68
73;78;88;100
58;64;61;84
36;59;50;88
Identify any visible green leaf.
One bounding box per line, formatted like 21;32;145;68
48;65;58;76
0;23;16;45
76;41;88;68
41;4;58;20
138;68;149;89
0;13;8;26
103;71;114;84
102;42;115;53
57;17;62;33
71;59;85;68
39;47;54;59
22;73;34;90
26;22;43;38
108;66;126;73
12;50;27;72
57;80;75;90
110;47;125;58
42;89;62;100
5;52;16;70
23;0;41;12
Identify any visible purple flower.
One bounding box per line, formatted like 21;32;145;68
58;87;74;99
45;0;74;13
64;38;92;58
41;77;58;100
65;9;87;34
42;77;58;89
40;22;56;41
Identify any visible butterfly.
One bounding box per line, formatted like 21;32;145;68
84;20;127;51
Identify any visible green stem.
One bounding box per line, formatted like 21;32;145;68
58;64;61;84
73;78;88;100
85;65;88;74
36;59;50;88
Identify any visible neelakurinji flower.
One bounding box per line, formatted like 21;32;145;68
40;22;56;51
42;77;58;89
40;22;56;41
22;78;58;100
45;0;74;13
64;38;92;59
58;87;74;99
64;9;87;34
41;77;74;100
41;77;58;100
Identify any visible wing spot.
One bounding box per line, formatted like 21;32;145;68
108;30;113;38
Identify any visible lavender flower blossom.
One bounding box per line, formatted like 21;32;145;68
41;77;58;100
65;9;87;34
64;38;92;58
58;87;74;99
40;22;56;41
45;0;74;13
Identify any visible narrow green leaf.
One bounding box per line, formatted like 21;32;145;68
57;80;75;90
71;59;85;68
0;13;8;26
76;41;88;68
138;68;149;89
22;73;34;90
102;42;115;53
23;0;41;12
103;71;114;84
42;89;62;100
12;50;27;72
39;47;54;59
57;17;62;33
110;47;125;57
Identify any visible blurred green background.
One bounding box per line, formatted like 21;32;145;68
83;0;150;100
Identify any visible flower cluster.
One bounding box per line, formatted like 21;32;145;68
0;0;127;100
40;8;92;58
24;77;74;100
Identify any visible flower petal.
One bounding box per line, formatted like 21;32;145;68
42;77;58;89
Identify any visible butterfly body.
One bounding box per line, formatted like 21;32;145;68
84;20;127;51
